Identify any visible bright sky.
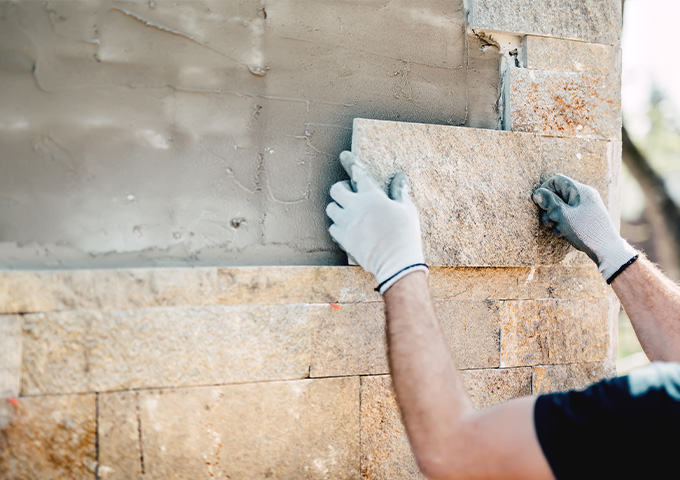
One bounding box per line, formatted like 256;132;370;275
622;0;680;135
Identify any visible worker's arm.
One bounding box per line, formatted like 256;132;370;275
533;174;680;362
610;256;680;362
327;152;554;479
384;271;553;480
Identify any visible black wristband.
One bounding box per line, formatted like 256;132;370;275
606;254;639;285
375;263;429;292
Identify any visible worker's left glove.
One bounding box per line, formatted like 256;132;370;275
326;151;428;294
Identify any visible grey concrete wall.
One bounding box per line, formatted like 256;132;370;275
0;0;500;268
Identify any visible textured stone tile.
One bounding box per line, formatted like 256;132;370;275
22;305;317;394
0;315;21;397
99;377;360;479
522;36;616;75
469;0;622;44
352;118;611;267
0;394;97;479
360;370;531;478
506;68;621;140
532;361;615;395
500;298;611;367
311;299;501;378
0;271;56;314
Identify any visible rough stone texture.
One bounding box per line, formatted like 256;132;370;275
506;68;621;141
532;361;616;395
360;370;531;479
469;0;622;45
99;377;360;480
0;394;97;479
522;36;616;76
22;305;318;394
352;118;613;267
0;315;22;397
500;298;611;367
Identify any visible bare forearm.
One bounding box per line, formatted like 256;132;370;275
383;271;473;474
612;255;680;362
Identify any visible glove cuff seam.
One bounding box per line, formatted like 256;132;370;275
375;263;429;293
606;254;639;285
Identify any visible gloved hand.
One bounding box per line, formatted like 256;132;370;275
532;174;638;284
327;151;428;294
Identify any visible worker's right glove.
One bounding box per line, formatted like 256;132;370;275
532;174;638;284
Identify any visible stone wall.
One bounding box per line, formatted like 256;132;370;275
0;0;623;478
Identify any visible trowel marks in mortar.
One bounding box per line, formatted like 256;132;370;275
350;118;612;267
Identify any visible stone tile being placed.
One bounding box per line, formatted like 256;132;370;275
506;68;621;141
522;36;617;76
99;377;360;480
500;298;611;367
360;370;531;479
469;0;622;45
532;361;615;395
352;118;612;267
0;315;22;397
22;304;318;394
0;394;97;479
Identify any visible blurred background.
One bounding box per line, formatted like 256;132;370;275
618;0;680;372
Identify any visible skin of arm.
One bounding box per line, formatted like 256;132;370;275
611;254;680;362
384;270;555;480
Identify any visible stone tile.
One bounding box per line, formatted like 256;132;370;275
0;394;97;479
22;305;317;394
500;298;611;367
469;0;622;45
360;370;531;478
0;315;22;397
352;118;611;267
99;377;360;479
522;36;616;75
532;361;615;395
0;271;56;314
506;68;621;140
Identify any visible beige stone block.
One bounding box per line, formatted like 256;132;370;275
461;367;532;409
352;118;611;267
469;0;622;45
532;361;615;395
360;370;531;478
500;299;611;367
506;68;621;141
0;394;97;479
22;305;317;394
522;36;616;75
0;315;22;397
99;377;360;479
0;271;56;314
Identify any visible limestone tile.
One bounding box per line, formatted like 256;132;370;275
311;299;501;378
22;304;317;394
352;118;611;267
99;377;360;480
0;271;56;314
532;361;616;395
428;265;607;303
500;298;611;367
469;0;622;45
216;266;379;306
0;394;97;479
506;68;621;141
360;370;531;478
0;315;22;397
522;36;616;75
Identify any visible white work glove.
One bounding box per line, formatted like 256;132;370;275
532;174;638;284
326;151;428;294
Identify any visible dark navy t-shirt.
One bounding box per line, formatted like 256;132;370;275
534;362;680;479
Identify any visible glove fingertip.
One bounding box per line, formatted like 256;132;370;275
389;172;410;202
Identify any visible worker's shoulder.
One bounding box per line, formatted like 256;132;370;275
627;361;680;400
